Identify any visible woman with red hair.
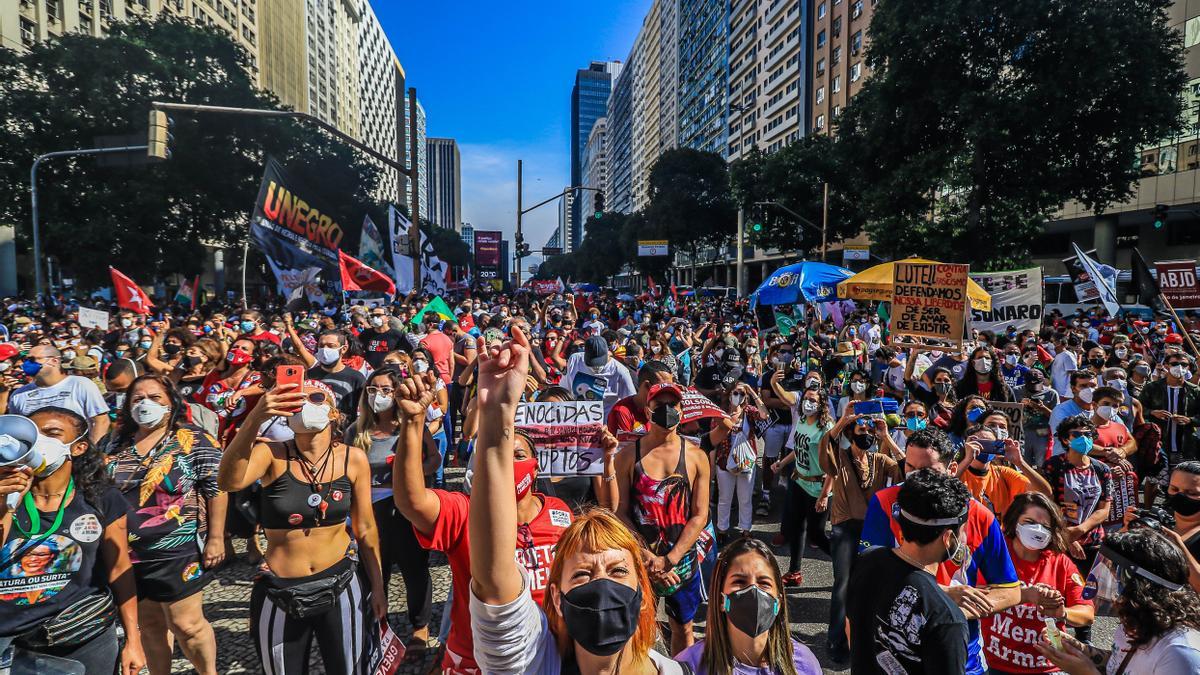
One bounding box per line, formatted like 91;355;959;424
466;326;687;673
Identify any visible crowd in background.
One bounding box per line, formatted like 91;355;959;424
1;287;1199;675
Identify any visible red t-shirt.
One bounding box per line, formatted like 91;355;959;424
420;331;455;384
196;369;263;443
240;330;282;346
414;490;572;673
1094;420;1130;451
982;543;1090;674
606;395;648;438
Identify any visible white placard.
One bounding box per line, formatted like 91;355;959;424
78;306;109;330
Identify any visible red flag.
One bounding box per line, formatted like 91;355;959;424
338;249;396;295
647;275;659;298
670;281;679;303
110;267;154;315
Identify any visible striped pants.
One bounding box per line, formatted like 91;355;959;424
249;559;369;675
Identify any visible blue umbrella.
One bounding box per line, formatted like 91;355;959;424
752;261;854;306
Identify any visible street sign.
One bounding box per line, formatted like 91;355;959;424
637;240;669;256
543;247;563;256
843;245;870;262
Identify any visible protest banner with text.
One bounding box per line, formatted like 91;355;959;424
890;261;970;346
1155;260;1200;310
969;267;1043;335
515;401;605;476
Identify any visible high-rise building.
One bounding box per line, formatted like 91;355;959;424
403;91;428;221
557;186;575;252
607;60;636;216
3;0;260;76
728;0;809;159
461;222;474;255
630;0;680;210
580;117;609;227
810;0;872;136
356;0;404;203
426;138;462;232
678;0;729;155
570;60;622;247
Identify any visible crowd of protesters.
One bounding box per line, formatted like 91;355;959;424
0;286;1199;674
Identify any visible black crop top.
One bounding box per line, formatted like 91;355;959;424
259;441;354;529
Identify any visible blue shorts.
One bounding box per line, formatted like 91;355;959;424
662;571;703;624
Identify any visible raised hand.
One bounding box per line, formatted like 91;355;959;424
396;371;437;420
476;324;530;411
255;384;305;418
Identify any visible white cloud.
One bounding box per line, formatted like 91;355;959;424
459;141;569;261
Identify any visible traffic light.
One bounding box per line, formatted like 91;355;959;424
516;242;531;258
593;191;605;219
147;110;173;160
752;222;763;232
1153;204;1169;229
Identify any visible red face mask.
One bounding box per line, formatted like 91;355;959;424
514;457;538;500
226;348;252;367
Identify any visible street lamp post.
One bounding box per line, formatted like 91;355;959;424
735;208;745;297
30;145;148;299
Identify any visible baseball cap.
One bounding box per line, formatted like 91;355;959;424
0;342;19;361
584;336;609;368
66;355;99;371
646;382;683;404
1165;333;1184;344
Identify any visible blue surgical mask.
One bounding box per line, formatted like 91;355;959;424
240;320;256;333
1069;434;1094;455
966;407;984;424
905;416;927;432
21;359;42;377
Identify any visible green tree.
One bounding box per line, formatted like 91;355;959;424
574;212;629;283
0;16;382;289
837;0;1186;269
729;136;862;260
419;219;471;268
644;148;736;274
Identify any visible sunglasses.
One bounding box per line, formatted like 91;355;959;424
304;392;328;405
1067;430;1095;440
365;386;395;397
903;411;927;419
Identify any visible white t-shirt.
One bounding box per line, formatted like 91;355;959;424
562;352;636;418
470;566;688;675
1108;625;1200;674
7;375;108;420
1050;350;1078;398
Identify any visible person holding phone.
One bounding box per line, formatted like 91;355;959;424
954;411;1053;519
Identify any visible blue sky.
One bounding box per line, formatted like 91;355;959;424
376;0;652;263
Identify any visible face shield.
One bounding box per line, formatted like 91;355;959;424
1082;544;1184;616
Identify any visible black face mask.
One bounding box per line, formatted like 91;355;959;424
163;343;181;356
934;382;953;396
182;354;203;369
559;578;642;656
1168;492;1200;517
853;434;876;451
723;585;780;638
650;404;681;430
1088;357;1105;369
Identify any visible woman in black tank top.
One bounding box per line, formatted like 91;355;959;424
218;378;386;675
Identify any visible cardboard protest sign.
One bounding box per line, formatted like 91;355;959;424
515;401;605;476
970;268;1042;335
989;402;1025;442
77;306;109;330
890;261;969;346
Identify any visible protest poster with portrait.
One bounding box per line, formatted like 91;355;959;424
515;401;605;476
890;261;970;347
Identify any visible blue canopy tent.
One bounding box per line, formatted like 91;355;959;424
750;261;854;307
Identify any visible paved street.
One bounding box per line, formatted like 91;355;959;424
175;469;1116;674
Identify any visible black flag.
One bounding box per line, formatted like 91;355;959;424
1132;248;1166;314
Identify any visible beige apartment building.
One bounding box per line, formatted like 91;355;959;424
728;0;806;160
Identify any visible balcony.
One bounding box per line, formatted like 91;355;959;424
763;29;799;72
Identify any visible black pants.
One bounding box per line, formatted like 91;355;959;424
373;499;432;630
785;480;830;573
250;558;369;675
827;518;863;652
18;622;119;675
447;382;465;448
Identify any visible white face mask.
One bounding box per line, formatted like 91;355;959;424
1077;387;1095;404
316;346;341;366
29;433;79;477
974;358;993;374
413;360;429;374
287;402;331;433
801;400;820;416
651;345;662;354
0;362;10;373
730;393;744;407
1170;365;1187;379
1114;348;1127;360
370;392;394;414
1015;522;1051;551
1095;405;1115;421
121;318;133;329
987;426;1009;441
131;399;170;428
370;316;385;328
850;381;867;394
1004;354;1019;366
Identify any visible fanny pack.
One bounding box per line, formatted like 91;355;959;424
265;563;356;619
18;589;116;649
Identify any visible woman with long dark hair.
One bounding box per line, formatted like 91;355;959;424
957;345;1013;403
0;407;145;675
106;374;225;675
196;336;263;445
676;536;820;674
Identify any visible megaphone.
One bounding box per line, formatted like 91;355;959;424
0;415;65;510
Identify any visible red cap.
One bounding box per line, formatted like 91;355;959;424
1165;333;1184;344
0;343;18;361
646;382;683;404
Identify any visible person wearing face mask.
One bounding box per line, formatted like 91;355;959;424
465;327;687;675
835;369;872;417
1019;369;1059;467
676;536;821;674
711;384;765;542
848;469;973;674
345;368;436;654
0;408;146;675
1041;416;1112;644
608;361;676;438
1047;370;1097;459
218;378;387;675
235;310;281;346
563;335;637;418
390;347;576;674
1000;343;1031;391
905;352;958;423
169;337;222;403
954;415;1053;519
957;346;1014;403
1088;387;1140;529
947;395;990;455
305;330;365;427
144;326;196;377
360;307;409;370
981;492;1095;674
106;375;225;675
769;385;835;587
889;400;931;454
6;344;110;445
1050;334;1082;398
615;380;712;656
1138;353;1200;466
197;337;262;445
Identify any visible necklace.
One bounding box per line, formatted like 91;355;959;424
893;547;933;573
14;478;75;539
293;442;336;524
